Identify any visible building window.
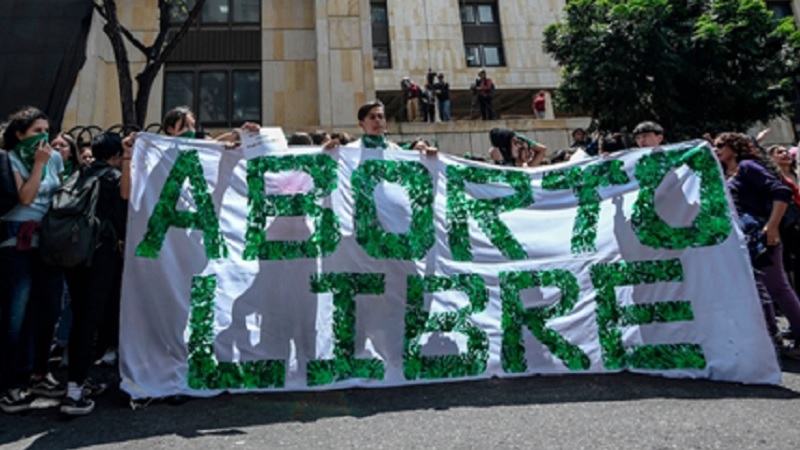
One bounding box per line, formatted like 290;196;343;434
371;1;391;69
460;1;504;67
163;67;261;128
170;0;260;27
765;1;793;20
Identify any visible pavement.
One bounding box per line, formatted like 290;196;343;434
1;358;800;450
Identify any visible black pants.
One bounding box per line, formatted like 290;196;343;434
64;242;122;384
479;96;494;120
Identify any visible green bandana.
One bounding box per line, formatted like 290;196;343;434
62;159;75;180
362;134;388;149
180;130;197;139
14;132;49;179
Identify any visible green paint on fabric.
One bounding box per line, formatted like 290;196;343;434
352;160;434;260
403;274;489;380
589;259;706;371
446;165;534;261
501;269;590;372
542;159;630;253
135;150;228;259
632;145;732;249
307;273;386;386
187;275;286;390
243;154;340;260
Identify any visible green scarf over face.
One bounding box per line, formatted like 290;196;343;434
180;130;196;139
62;159;75;180
14;132;49;179
362;134;388;149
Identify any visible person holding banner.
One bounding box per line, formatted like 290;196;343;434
162;106;260;145
715;132;800;359
0;107;65;414
346;101;402;151
60;132;130;416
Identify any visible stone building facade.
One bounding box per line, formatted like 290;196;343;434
62;0;800;152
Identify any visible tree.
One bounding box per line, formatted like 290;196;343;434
543;0;800;138
93;0;207;129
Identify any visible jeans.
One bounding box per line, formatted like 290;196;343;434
761;244;800;342
438;100;451;122
0;247;63;391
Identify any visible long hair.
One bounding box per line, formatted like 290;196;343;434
2;106;49;149
716;132;784;181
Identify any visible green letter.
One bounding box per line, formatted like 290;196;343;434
403;274;489;380
352;160;434;260
136;150;228;259
446;166;534;261
590;259;706;370
187;275;285;389
501;269;589;372
244;154;340;260
542;160;630;253
307;273;386;386
632;145;732;249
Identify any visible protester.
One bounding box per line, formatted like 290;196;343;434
409;138;438;156
433;73;451;122
60;132;129;415
310;130;331;146
421;84;436;123
477;70;496;120
51;133;80;179
633;121;665;148
768;145;800;291
488;128;546;167
532;91;546;119
570;128;589;148
78;145;95;166
162;106;260;144
715;132;800;359
346;101;402;151
0;107;65;414
288;132;313;146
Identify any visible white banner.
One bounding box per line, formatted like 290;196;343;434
120;134;780;399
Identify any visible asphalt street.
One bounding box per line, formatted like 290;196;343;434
1;359;799;450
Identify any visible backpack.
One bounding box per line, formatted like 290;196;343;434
40;167;114;267
0;149;19;217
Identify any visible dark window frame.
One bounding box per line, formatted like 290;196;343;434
460;1;505;68
170;0;262;29
371;1;392;69
163;64;262;129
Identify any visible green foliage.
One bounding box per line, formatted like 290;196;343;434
544;0;800;137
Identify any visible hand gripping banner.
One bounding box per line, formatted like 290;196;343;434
120;134;780;399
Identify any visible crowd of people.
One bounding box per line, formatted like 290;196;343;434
2;98;800;418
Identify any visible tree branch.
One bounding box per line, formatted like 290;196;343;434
93;0;148;55
152;0;207;64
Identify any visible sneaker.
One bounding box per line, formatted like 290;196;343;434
82;378;108;398
94;348;118;367
0;389;34;414
60;394;95;416
30;373;66;398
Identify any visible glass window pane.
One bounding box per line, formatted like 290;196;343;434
233;71;261;122
233;0;260;23
484;46;502;66
169;0;196;24
163;72;194;114
203;0;229;23
373;47;391;69
478;5;495;24
199;72;229;123
460;6;475;23
371;5;388;23
768;3;793;19
465;46;481;67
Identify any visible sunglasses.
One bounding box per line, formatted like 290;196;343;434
714;142;726;149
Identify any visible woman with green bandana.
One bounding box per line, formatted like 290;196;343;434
0;107;66;414
51;133;80;180
344;101;402;151
162;105;261;146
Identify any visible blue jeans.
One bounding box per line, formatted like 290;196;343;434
438;99;451;122
0;247;63;391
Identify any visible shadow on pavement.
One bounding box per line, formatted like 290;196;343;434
1;363;799;449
